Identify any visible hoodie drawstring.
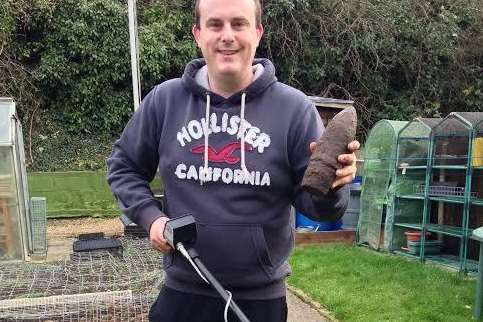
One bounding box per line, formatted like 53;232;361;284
240;92;249;177
200;91;249;185
201;93;211;185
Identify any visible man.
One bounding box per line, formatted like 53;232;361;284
107;0;359;321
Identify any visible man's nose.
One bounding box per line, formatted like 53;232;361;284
220;25;235;43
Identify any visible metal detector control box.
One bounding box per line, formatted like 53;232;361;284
163;214;197;248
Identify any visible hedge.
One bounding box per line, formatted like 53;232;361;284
1;0;481;171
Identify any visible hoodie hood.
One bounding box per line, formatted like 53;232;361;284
181;58;278;104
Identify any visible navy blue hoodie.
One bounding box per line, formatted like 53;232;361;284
107;58;349;299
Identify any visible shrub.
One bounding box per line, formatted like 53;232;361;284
1;0;481;170
260;0;483;135
34;0;133;134
30;112;115;172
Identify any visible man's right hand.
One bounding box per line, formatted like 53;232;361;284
149;216;173;253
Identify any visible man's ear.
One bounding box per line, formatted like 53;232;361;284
192;25;201;47
256;24;264;46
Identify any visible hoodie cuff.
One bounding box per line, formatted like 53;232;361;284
137;203;166;234
311;184;349;222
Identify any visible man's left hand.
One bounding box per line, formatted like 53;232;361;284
309;140;360;189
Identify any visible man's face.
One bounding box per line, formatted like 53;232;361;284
192;0;263;81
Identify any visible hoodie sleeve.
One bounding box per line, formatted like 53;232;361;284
289;102;349;222
107;86;165;232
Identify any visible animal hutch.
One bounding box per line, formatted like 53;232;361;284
307;96;354;127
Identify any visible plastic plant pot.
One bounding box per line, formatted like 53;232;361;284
404;230;431;242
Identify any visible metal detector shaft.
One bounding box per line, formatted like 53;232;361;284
187;247;251;322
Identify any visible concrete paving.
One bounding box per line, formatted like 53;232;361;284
287;289;330;322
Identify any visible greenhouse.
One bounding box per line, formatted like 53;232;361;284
356;120;408;250
0;98;30;261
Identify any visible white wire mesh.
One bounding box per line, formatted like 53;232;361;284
416;184;477;198
0;237;161;321
0;293;156;321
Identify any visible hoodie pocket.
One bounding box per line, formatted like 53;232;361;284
193;223;274;288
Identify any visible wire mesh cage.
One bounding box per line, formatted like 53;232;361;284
0;236;162;321
30;197;47;255
416;183;477;198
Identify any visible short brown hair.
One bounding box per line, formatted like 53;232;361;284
194;0;262;28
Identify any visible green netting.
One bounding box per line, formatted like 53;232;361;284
386;175;426;249
399;118;438;138
357;120;408;249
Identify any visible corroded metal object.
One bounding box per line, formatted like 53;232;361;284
301;106;357;196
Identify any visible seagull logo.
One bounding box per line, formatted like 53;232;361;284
190;142;253;165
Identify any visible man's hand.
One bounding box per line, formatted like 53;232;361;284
149;216;173;253
309;140;360;189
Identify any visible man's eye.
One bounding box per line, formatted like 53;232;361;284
233;21;247;29
208;22;222;29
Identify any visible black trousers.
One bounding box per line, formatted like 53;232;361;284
149;286;288;322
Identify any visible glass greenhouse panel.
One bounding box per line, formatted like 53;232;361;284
0;98;32;261
0;100;14;144
0;146;23;260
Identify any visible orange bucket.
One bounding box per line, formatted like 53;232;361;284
404;230;431;242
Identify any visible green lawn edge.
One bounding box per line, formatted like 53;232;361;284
288;244;476;322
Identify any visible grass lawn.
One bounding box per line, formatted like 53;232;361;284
28;171;162;217
288;244;476;322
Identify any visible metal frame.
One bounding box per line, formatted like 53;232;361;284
389;118;436;259
12;115;33;259
128;0;141;111
430;112;474;272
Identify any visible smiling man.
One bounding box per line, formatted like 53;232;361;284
192;0;263;98
107;0;359;321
